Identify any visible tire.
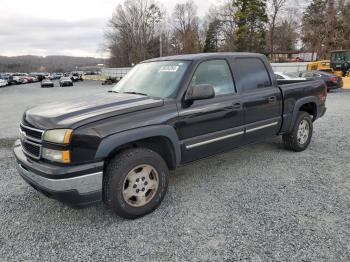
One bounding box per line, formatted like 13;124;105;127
283;111;313;152
104;148;169;219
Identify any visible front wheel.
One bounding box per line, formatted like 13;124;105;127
104;148;169;219
283;112;313;152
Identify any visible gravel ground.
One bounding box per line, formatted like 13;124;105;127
0;84;350;261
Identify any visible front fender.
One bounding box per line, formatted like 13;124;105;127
95;125;181;165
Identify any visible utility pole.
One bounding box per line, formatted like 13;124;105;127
160;33;163;57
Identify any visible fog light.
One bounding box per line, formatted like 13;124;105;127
42;148;70;163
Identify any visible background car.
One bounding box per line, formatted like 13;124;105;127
0;78;8;87
59;77;73;87
299;70;343;91
70;72;83;82
275;72;306;80
41;79;54;88
49;73;63;80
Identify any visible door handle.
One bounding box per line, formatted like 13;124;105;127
268;96;276;103
232;102;242;111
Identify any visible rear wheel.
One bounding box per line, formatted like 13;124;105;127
104;148;169;219
283;111;313;152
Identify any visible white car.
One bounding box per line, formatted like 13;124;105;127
0;79;8;87
274;72;306;80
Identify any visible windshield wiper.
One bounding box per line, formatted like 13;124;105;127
123;91;148;96
108;90;118;93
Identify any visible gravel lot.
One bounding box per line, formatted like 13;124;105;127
0;82;350;261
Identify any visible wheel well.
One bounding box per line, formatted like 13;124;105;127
299;102;317;120
106;136;177;170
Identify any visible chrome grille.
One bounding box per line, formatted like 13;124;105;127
22;140;41;159
20;123;44;142
20;123;44;159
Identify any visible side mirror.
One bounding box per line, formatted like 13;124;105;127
185;84;215;101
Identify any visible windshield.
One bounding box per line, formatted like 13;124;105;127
331;52;350;63
112;60;190;98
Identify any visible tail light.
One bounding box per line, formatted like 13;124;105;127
319;83;328;102
330;77;338;84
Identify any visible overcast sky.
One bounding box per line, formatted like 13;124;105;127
0;0;216;58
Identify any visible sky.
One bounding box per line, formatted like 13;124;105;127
0;0;216;58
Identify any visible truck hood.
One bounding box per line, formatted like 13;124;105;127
24;93;164;129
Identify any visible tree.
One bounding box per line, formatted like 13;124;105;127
339;1;350;49
204;1;237;51
171;0;201;54
273;19;298;51
203;19;222;52
267;0;287;54
233;0;268;52
106;0;163;67
301;0;350;58
301;0;328;57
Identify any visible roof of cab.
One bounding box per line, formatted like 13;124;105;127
142;52;265;63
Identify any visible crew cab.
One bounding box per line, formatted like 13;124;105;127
13;53;327;219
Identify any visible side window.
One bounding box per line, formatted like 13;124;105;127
235;58;272;91
191;60;235;96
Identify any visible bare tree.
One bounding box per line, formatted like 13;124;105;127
171;0;201;54
267;0;287;54
205;1;238;51
107;0;162;66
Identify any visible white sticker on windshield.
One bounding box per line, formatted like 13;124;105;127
159;66;179;72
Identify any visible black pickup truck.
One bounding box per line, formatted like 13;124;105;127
14;53;327;219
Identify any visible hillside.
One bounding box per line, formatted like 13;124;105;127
0;55;106;73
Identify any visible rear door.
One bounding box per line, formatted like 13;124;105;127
230;57;282;143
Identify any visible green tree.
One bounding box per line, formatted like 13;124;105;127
203;19;221;52
233;0;268;52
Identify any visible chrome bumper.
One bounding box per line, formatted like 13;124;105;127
16;163;103;195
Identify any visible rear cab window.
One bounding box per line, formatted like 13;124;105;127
233;58;272;92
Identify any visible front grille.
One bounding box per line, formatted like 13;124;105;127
22;140;41;159
20;123;44;142
20;123;44;159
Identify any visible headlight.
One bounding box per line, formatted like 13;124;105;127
42;148;70;163
43;129;72;144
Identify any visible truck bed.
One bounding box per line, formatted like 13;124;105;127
278;79;326;133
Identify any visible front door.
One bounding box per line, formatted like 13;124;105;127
176;59;245;163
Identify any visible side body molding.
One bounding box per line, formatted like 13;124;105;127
95;125;181;165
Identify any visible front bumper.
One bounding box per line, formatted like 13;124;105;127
13;140;103;208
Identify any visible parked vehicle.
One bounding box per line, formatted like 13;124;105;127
24;76;37;83
330;50;350;77
0;79;8;87
59;77;73;87
102;77;118;85
299;70;343;91
49;74;62;80
307;60;334;74
14;53;327;219
71;73;83;82
31;73;46;82
6;76;19;85
274;72;306;81
41;79;54;88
